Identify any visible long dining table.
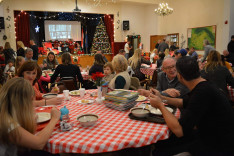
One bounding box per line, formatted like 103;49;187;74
36;89;180;154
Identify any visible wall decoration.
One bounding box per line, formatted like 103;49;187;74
187;25;216;50
35;25;40;33
180;34;186;49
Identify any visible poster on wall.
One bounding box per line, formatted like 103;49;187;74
187;25;216;51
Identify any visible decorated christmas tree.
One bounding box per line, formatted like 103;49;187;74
91;19;112;54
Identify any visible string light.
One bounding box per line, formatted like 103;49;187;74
14;10;110;21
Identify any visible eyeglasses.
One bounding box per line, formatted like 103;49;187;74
163;65;176;70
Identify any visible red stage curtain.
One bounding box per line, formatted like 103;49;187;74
14;11;30;48
104;15;114;53
112;42;126;56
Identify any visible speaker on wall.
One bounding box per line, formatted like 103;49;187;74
123;20;129;30
0;17;4;29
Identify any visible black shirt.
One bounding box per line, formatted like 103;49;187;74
17;48;25;57
179;81;234;152
51;64;83;84
31;45;38;60
89;64;104;75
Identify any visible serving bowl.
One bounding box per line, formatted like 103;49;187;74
77;113;99;127
130;107;150;118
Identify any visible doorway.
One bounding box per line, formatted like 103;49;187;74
150;35;166;51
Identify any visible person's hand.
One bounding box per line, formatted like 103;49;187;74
51;86;60;94
138;89;150;97
50;107;61;121
163;89;180;97
149;93;163;109
150;88;161;98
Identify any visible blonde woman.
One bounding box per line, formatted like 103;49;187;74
0;78;60;156
150;49;159;63
15;56;25;75
16;41;25;57
109;55;130;89
128;48;151;81
201;50;234;99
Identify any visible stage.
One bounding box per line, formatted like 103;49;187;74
38;54;113;68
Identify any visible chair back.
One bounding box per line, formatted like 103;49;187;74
129;77;140;90
150;70;158;87
61;77;77;91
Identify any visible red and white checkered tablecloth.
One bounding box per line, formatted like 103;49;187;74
227;85;234;102
38;89;180;154
140;64;157;76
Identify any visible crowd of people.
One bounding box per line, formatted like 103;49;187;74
0;36;234;156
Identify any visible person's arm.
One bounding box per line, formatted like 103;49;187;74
40;74;51;82
50;65;60;83
33;96;64;107
225;67;234;87
115;76;126;89
76;65;83;83
14;107;60;150
89;65;95;76
150;88;183;108
149;94;183;137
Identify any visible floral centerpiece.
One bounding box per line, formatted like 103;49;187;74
91;72;105;102
91;72;105;86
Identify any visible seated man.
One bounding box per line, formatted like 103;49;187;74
149;57;234;155
223;49;234;66
139;57;189;98
25;48;34;61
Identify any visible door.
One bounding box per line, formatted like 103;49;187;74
150;35;166;51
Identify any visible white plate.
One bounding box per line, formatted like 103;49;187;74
36;112;51;123
69;90;86;96
77;99;94;104
69;90;80;96
42;93;57;99
136;95;147;102
149;105;173;115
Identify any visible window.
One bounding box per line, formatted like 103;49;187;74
45;20;81;41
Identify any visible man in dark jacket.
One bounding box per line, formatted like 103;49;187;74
30;40;38;61
228;35;234;54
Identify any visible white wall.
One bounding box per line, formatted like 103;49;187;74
157;0;228;53
0;3;6;47
229;0;234;40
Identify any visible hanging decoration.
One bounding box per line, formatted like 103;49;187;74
155;2;173;16
14;10;109;21
35;25;40;33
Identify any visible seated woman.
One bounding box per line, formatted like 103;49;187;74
0;78;60;156
42;52;59;70
128;48;151;81
18;61;63;107
50;52;83;88
150;49;159;63
15;56;25;75
103;62;115;82
109;55;130;89
89;53;105;75
201;50;234;100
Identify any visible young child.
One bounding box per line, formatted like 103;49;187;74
103;62;115;82
4;59;15;80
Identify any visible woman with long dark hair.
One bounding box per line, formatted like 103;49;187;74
89;53;105;75
42;52;59;70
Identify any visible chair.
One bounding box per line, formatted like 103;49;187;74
146;70;158;90
129;77;141;90
51;82;67;94
60;77;77;91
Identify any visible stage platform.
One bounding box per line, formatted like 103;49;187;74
38;54;113;68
